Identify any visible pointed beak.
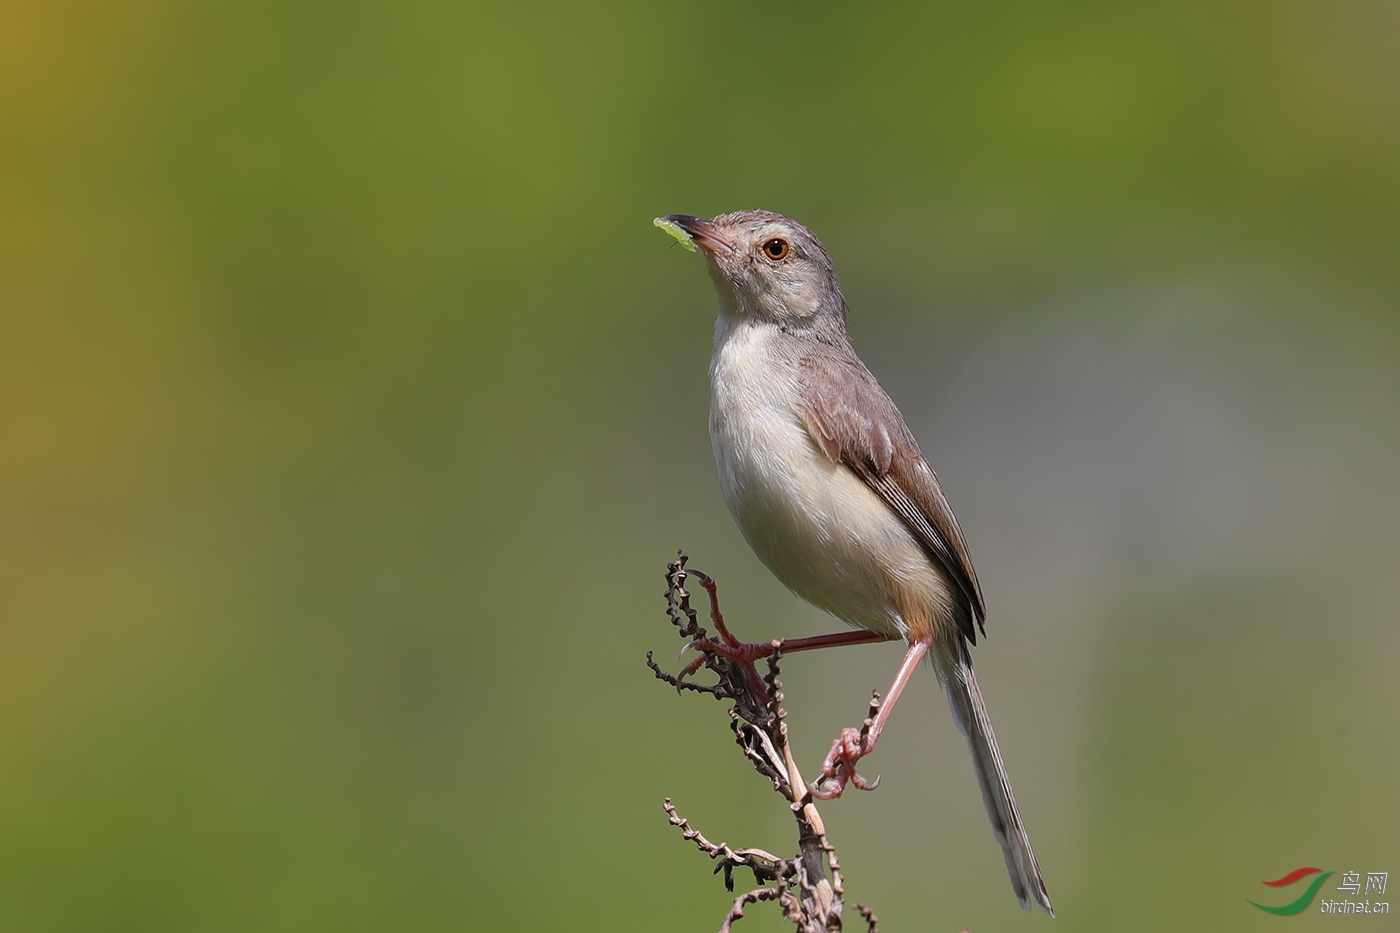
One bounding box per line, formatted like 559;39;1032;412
660;214;737;256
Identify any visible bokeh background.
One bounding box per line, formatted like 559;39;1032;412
3;2;1398;930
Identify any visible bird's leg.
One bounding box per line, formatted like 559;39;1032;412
688;568;896;653
810;638;930;799
677;568;899;692
776;629;897;653
681;629;894;678
677;629;897;698
684;569;741;647
677;629;898;699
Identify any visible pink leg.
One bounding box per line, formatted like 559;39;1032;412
684;627;895;668
685;570;742;648
810;638;930;799
675;566;897;691
776;629;896;653
676;628;898;698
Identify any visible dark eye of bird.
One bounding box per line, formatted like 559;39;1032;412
762;238;790;260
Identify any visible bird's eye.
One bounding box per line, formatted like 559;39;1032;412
762;238;790;260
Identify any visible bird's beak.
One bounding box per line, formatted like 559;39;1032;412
661;214;737;256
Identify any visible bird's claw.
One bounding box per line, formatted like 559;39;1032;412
672;652;709;693
672;635;783;695
809;725;881;799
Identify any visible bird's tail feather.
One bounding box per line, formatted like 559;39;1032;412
933;638;1054;916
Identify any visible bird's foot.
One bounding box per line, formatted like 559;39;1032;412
676;636;784;693
809;691;883;799
681;636;785;665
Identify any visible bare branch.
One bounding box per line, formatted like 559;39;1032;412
649;553;877;932
720;887;783;933
664;798;791;891
646;651;730;700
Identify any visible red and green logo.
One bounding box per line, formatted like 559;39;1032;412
1248;867;1334;915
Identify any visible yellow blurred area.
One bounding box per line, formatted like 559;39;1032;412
2;2;1397;930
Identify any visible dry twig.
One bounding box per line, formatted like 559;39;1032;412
649;552;875;932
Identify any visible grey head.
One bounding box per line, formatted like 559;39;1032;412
661;210;847;334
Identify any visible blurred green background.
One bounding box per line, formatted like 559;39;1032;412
3;2;1397;930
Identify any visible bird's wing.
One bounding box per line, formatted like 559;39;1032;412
796;350;986;640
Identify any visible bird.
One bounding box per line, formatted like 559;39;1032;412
655;209;1053;916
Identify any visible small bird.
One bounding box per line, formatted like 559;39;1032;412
656;210;1053;915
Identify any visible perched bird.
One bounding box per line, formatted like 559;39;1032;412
656;210;1053;915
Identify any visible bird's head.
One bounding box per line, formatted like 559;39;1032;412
657;210;845;327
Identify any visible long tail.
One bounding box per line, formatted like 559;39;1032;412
933;637;1054;916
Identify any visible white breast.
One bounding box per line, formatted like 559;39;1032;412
708;319;950;638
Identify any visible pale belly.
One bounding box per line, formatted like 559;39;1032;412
708;322;952;639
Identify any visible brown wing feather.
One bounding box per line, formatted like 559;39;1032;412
797;351;987;641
